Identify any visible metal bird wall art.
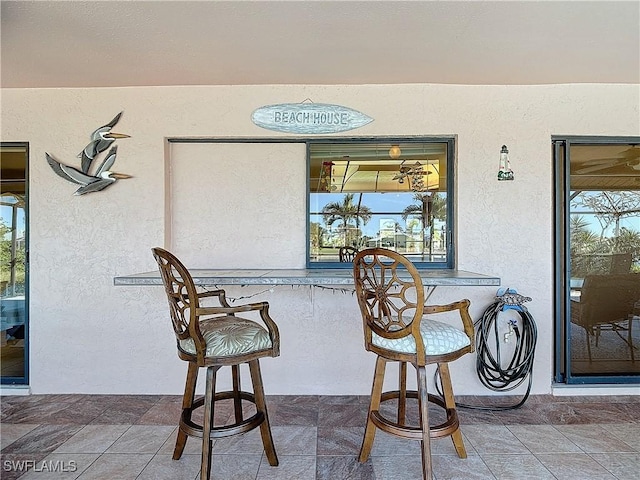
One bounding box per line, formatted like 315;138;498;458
46;112;132;196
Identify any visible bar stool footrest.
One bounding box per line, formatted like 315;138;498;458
179;390;266;439
373;389;460;440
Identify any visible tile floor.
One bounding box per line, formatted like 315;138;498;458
1;393;638;479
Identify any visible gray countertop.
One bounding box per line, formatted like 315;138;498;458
114;269;500;287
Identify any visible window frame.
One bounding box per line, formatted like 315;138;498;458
306;136;456;269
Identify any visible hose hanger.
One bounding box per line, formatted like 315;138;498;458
496;288;532;312
437;288;538;411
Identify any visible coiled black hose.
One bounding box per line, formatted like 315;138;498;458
436;290;538;410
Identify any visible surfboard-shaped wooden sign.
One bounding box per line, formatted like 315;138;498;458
252;103;373;134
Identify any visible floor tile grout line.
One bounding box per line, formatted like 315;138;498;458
582;451;625;480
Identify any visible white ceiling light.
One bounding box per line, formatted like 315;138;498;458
389;145;402;159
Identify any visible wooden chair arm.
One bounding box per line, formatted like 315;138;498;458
196;301;267;316
424;299;474;350
197;289;230;307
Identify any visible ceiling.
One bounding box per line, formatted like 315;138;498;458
1;1;639;89
570;144;640;190
310;141;447;193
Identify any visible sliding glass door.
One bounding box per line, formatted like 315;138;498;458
1;143;28;385
554;136;640;384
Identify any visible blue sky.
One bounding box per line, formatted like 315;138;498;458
1;200;26;240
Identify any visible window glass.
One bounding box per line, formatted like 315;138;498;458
308;140;452;267
566;141;640;378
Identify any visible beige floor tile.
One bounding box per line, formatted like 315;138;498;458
371;455;423;479
0;423;39;450
271;426;317;456
105;425;175;454
431;432;477;456
197;453;262;479
535;453;617;479
481;454;555;479
589;452;640;480
211;427;270;455
75;453;153;479
599;423;640;452
316;426;364;456
2;394;638;480
19;453;100;480
369;429;421;456
506;424;582;453
157;427;207;456
316;455;374;480
137;453;200;480
256;455;316;480
53;424;130;454
554;424;636;453
461;425;529;454
432;454;496;480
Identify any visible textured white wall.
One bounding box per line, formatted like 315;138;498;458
169;142;307;269
1;84;638;395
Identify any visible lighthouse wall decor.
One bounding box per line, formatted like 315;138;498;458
498;145;514;181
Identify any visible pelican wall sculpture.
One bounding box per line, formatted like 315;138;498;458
46;112;132;195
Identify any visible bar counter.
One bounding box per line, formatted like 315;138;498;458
114;268;500;287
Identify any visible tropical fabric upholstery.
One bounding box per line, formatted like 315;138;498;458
372;318;470;355
179;316;272;357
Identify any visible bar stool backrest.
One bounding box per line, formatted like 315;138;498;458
353;248;427;360
152;247;208;361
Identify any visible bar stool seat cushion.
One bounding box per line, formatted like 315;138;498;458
372;318;471;355
179;316;272;357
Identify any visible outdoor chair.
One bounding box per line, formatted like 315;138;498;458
339;246;358;262
570;272;640;362
610;253;633;274
353;248;474;480
151;247;280;480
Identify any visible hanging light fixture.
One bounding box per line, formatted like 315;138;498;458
389;145;402;159
408;161;425;192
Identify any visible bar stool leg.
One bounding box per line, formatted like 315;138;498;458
232;364;243;423
585;328;593;361
438;363;466;458
249;359;278;466
398;361;407;425
174;362;198;460
201;366;217;480
417;365;433;480
359;356;386;462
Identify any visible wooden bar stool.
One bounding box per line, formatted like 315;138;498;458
353;248;474;480
152;247;280;480
339;246;359;262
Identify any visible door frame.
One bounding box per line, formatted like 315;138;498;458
553;135;640;385
0;141;29;385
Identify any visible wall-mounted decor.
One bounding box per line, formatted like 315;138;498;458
252;101;373;134
46;112;131;195
498;145;514;181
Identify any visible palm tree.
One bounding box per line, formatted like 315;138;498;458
309;222;326;256
571;192;640;273
322;193;372;247
573;191;640;240
570;215;601;276
401;192;445;259
605;227;640;271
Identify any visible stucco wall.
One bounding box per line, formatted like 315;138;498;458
1;84;638;395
